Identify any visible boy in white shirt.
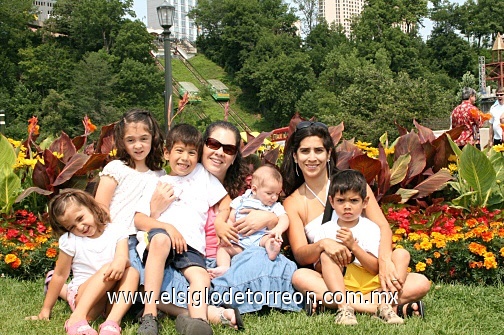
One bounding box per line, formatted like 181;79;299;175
315;169;403;326
135;124;228;335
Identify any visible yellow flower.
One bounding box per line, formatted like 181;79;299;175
448;154;457;162
419;239;433;251
433;239;446;248
392;235;402;242
433;251;441;259
468;242;487;256
483;252;497;269
394;244;404;249
5;254;18;264
109;149;117;157
384;147;395;156
493;144;504;152
52;151;64;159
448;163;457;174
365;147;379;158
355;140;372;150
7;138;22;148
414;243;421;250
415;262;426;272
426;258;433;265
407;267;411;273
395;228;406;235
500;247;504;257
35;236;48;244
408;233;421;242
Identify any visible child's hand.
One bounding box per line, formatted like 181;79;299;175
165;225;187;254
25;308;51;320
336;227;356;250
104;258;127;281
267;229;283;242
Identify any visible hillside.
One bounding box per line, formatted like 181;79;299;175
170;54;269;132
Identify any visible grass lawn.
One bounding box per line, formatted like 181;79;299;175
2;277;502;335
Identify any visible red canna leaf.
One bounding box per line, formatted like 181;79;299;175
241;131;273;157
53;153;89;186
75;153;109;175
413;119;436;144
49;132;76;164
349;154;381;184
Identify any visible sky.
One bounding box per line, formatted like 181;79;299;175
131;0;466;41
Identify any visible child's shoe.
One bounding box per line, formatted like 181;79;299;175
374;304;404;324
334;305;358;325
64;319;98;335
137;314;158;335
98;320;121;335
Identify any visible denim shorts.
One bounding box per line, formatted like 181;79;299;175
146;228;206;270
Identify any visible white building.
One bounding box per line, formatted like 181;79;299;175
147;0;198;42
33;0;56;26
318;0;365;38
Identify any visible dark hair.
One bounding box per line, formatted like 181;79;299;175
281;125;338;197
166;123;203;158
113;109;165;171
48;189;110;238
328;169;367;200
202;121;246;198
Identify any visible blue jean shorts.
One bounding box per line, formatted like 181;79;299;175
146;228;206;270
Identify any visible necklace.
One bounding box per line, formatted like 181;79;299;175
305;183;326;207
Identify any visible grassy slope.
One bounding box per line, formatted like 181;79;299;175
170;54;264;132
4;277;504;335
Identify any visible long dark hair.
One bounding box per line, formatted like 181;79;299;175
113;109;165;171
281;126;338;197
202;121;247;198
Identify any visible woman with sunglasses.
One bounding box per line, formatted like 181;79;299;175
143;121;300;331
281;121;430;319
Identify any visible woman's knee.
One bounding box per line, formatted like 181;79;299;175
392;248;410;264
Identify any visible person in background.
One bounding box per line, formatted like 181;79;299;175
450;87;483;149
488;87;504;147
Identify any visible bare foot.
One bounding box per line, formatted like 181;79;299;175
265;238;281;261
207;266;229;278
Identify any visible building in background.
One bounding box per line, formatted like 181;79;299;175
147;0;198;42
318;0;365;38
33;0;56;26
318;0;410;38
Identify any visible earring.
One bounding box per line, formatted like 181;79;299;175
327;161;331;174
295;163;299;177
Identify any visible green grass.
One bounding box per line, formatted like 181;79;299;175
3;277;503;335
169;54;264;132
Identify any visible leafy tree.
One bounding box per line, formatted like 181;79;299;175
111;19;155;64
292;0;318;36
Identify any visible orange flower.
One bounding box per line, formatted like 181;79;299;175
500;247;504;257
433;251;441;259
466;218;478;228
46;248;57;258
426;258;433;265
468;242;487;256
481;231;494;242
483;252;497;269
27;116;39;135
10;258;21;269
82;115;97;134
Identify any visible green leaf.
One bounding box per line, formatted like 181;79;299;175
459;145;495;206
389;153;411;186
0;134;16;168
395;188;419;203
0;164;21;214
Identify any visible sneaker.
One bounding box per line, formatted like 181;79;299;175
137;314;158;335
334;305;358;325
374;305;404;324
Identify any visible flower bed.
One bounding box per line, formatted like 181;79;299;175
0;210;57;280
387;204;504;285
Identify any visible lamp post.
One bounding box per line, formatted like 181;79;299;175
157;1;175;133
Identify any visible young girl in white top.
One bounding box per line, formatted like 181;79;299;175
95;109;166;235
30;189;138;335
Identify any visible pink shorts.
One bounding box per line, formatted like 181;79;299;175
66;286;78;312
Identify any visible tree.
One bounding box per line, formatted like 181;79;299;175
111;19;155;64
292;0;318;36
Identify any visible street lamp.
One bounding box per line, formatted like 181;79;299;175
157;1;175;133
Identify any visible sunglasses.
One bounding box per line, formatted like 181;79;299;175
205;137;238;155
296;121;328;131
497;94;504;97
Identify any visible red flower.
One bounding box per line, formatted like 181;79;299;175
18;234;29;243
6;229;19;239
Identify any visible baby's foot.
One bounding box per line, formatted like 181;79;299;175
266;238;281;261
207;266;229;278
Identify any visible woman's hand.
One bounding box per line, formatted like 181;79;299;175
215;220;239;247
320;238;353;267
379;258;402;292
234;209;277;236
150;182;176;219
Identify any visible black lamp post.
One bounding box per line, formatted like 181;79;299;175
157;1;175;133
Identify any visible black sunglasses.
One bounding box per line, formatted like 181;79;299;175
296;121;328;131
205;137;238;155
497;94;504;97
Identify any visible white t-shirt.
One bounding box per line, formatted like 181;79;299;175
99;160;165;235
59;223;128;290
136;163;227;254
314;216;380;266
489;102;504;140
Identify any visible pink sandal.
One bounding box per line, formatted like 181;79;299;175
64;319;98;335
98;320;121;335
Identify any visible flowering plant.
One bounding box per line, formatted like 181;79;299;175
0;210;57;280
387;204;504;285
